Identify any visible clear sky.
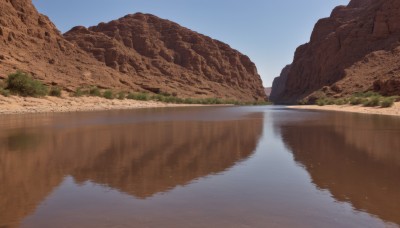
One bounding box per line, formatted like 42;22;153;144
33;0;349;87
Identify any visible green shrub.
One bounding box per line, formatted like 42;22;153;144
183;98;194;104
6;71;48;97
167;96;183;103
334;98;347;105
316;98;335;106
0;88;10;97
89;87;101;97
73;87;86;97
363;96;381;107
103;90;114;99
350;97;365;105
391;95;400;102
298;99;308;105
117;92;126;100
127;92;150;101
200;98;223;104
316;99;326;106
380;97;396;108
160;92;172;97
151;94;165;102
353;91;380;98
49;87;62;97
124;92;270;106
126;93;134;100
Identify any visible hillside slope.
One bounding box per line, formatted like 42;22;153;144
0;0;136;91
0;0;266;101
64;13;266;100
271;0;400;104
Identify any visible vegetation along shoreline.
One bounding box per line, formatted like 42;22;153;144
0;71;270;115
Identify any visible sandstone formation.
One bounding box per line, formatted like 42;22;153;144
64;13;266;101
0;0;137;91
0;0;266;101
269;65;290;102
271;0;400;104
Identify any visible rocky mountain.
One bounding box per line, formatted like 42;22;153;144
0;0;135;91
0;0;266;101
64;13;266;100
271;0;400;104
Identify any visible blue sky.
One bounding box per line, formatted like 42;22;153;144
33;0;349;87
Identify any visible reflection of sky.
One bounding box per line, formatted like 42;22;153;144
32;0;349;86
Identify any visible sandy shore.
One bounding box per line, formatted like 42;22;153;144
0;95;204;115
289;103;400;117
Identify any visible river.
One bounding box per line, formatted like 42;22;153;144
0;106;399;227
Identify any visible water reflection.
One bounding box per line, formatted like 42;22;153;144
0;108;264;227
276;111;400;225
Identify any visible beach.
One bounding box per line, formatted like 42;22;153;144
289;103;400;117
0;95;203;115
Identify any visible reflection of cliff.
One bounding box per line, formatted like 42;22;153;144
72;119;262;198
276;113;400;225
0;111;263;227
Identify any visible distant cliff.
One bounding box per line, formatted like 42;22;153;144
64;13;266;101
271;0;400;104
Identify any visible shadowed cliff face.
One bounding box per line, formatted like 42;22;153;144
0;109;263;227
271;0;400;104
275;112;400;224
64;13;266;101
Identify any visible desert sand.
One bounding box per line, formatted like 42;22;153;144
0;95;203;115
289;103;400;117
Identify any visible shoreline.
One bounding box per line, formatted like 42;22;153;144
288;103;400;117
0;95;209;115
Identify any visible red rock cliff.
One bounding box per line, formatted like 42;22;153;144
0;0;136;91
271;0;400;104
64;13;266;101
0;1;266;101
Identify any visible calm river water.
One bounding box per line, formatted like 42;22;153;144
0;106;399;227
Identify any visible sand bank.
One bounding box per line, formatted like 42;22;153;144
289;103;400;117
0;95;203;115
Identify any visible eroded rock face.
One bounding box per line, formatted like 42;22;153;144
269;65;291;102
64;13;266;101
0;1;265;101
271;0;400;104
0;0;137;91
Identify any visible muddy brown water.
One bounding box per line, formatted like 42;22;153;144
0;106;399;227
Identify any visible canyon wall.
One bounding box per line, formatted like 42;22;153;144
271;0;400;104
0;0;266;101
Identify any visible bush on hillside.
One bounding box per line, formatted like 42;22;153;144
0;88;10;97
89;86;101;97
380;97;396;108
6;71;48;97
103;90;114;99
73;87;87;97
127;92;150;101
117;92;126;100
363;96;381;107
49;87;62;97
